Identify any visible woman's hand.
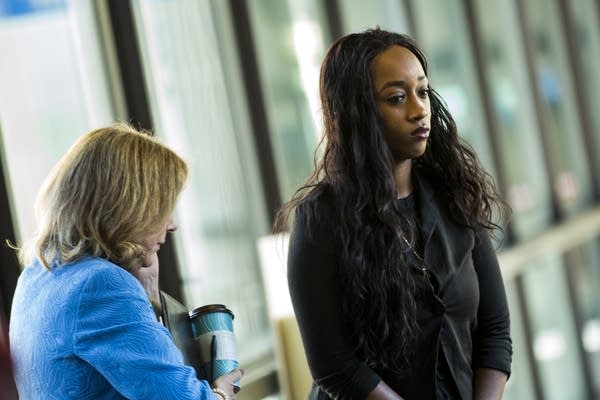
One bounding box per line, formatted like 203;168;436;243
132;252;161;313
212;368;244;399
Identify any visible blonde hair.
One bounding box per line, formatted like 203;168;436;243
20;122;188;271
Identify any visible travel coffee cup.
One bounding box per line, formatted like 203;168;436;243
189;304;240;390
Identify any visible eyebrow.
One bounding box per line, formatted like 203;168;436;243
379;76;427;92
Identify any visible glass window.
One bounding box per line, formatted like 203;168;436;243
522;256;587;399
566;0;600;194
337;0;410;35
0;0;116;242
132;0;272;364
412;0;497;179
247;0;330;202
473;0;553;241
503;282;537;400
567;239;600;396
521;0;593;217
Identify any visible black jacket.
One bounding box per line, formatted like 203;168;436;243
288;175;512;399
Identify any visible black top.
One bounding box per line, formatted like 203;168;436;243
287;175;512;399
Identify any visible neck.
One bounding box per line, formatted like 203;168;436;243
392;160;413;198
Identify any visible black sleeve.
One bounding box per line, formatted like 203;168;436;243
472;229;513;377
287;205;381;399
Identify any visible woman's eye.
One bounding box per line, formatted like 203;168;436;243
387;94;405;104
419;88;430;98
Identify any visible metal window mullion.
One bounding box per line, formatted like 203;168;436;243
0;127;20;319
226;0;282;224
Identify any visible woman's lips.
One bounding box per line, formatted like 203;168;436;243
411;127;430;139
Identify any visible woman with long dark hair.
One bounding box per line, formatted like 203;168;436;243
275;29;512;399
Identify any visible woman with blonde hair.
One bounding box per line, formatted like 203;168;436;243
10;123;241;400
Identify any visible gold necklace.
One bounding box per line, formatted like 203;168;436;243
402;235;431;279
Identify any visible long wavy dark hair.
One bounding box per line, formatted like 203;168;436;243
274;29;509;371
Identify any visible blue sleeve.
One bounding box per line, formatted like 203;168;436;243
73;264;215;400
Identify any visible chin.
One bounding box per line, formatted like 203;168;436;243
414;143;428;158
394;148;427;161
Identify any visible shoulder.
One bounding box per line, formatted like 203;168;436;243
64;257;147;308
288;186;343;258
64;257;140;290
293;186;339;239
73;258;156;330
295;184;336;222
15;257;140;303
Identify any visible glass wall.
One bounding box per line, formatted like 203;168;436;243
568;240;600;398
337;0;410;35
522;256;587;399
247;0;330;202
565;0;600;194
503;282;537;400
131;0;272;364
521;0;593;218
473;0;553;241
0;0;115;242
412;0;497;178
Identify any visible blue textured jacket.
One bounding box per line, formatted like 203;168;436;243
9;257;215;399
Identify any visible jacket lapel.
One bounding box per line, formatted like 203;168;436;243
413;171;475;296
413;171;439;267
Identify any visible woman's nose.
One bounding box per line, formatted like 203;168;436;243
409;97;429;121
166;219;177;233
